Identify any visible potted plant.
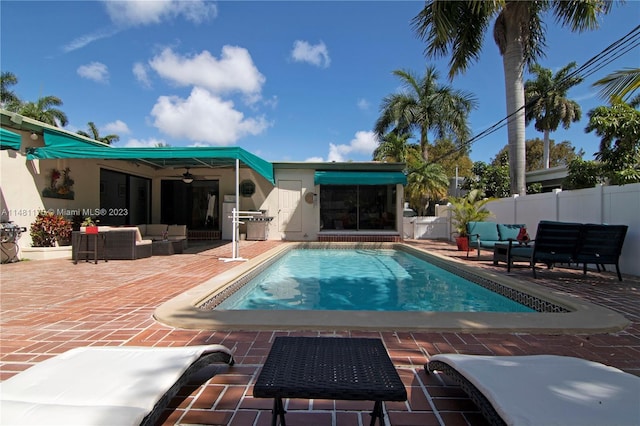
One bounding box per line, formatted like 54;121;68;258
29;211;73;247
447;189;494;251
82;217;99;234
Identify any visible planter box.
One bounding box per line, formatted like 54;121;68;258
21;246;73;261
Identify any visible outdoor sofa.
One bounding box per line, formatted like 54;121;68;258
498;221;629;280
72;227;152;260
0;345;235;426
466;221;525;258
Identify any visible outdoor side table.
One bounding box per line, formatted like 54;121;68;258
74;232;107;264
253;336;407;426
493;241;532;272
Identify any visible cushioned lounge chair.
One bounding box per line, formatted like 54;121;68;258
0;345;235;426
426;354;640;426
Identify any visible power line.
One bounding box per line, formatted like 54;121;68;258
427;25;640;166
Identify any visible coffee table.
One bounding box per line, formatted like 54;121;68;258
151;240;174;256
253;336;406;426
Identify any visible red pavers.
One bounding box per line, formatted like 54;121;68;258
1;239;639;425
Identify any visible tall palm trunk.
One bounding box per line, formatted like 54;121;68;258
543;129;550;169
500;14;527;195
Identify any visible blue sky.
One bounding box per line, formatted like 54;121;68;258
1;1;638;164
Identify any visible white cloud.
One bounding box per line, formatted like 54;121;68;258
103;120;130;135
357;98;370;110
133;62;151;88
63;28;120;53
77;62;109;83
305;156;324;162
124;137;168;148
150;87;271;145
290;40;330;68
327;131;379;162
102;0;217;27
149;46;265;100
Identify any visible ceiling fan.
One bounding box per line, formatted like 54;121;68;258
182;167;194;184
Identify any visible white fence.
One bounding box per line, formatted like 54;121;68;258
405;183;640;277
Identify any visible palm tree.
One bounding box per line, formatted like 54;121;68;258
412;0;613;194
525;62;583;169
77;122;120;145
1;71;20;108
373;132;420;164
405;161;450;215
374;67;476;162
16;95;68;127
593;67;640;106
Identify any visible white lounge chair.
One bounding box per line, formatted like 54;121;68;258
0;345;235;426
427;354;640;426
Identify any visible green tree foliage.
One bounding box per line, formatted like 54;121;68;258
525;62;583;169
373;132;419;165
15;95;68;127
587;100;640;185
374;67;476;161
405;161;450;216
428;138;474;179
461;161;512;199
447;189;494;237
412;0;613;195
593;67;640;106
562;158;604;190
77;122;120;145
1;71;20;107
492;138;582;171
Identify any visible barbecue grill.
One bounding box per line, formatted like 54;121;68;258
246;210;274;241
1;222;27;263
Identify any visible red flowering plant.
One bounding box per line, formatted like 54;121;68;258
29;211;73;247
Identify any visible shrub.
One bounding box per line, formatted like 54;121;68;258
30;211;72;247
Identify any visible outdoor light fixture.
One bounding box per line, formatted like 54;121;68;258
182;168;194;184
30;132;38;140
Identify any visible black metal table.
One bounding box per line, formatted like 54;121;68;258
253;336;407;426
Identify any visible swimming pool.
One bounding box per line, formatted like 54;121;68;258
215;248;534;312
154;242;630;333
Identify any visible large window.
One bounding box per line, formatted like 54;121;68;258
161;180;219;230
100;169;151;225
320;185;396;231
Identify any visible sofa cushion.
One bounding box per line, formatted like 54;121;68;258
467;221;499;242
144;224;168;236
497;224;525;241
167;225;186;237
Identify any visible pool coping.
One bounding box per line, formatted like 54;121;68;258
154;242;630;334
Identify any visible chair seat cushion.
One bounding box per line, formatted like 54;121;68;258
0;345;233;426
429;354;640;426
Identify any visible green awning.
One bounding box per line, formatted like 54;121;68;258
1;127;21;150
27;129;275;184
314;171;407;185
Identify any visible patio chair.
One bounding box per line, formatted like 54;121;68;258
506;221;583;278
426;354;640;426
0;344;235;426
576;224;628;281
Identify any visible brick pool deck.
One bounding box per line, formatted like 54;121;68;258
1;239;638;425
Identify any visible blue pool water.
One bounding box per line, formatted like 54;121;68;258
215;249;534;312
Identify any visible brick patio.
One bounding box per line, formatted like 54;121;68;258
1;239;638;425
